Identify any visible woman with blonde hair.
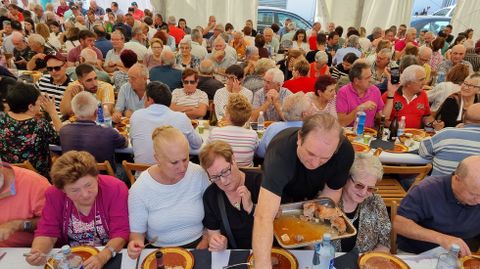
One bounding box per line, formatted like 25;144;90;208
143;38;164;70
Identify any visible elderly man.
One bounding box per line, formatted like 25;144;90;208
0;162;50;247
370;48;396;87
67;30;103;66
394;27;418;59
422;31;435;48
207;24;224;49
150;51;183;91
197;59;224;100
36;53;72;113
33;4;46;24
60;64;115;118
202;15;217;38
253;113;355;267
11;31;34;70
111;2;124;16
436;44;474;84
280;22;296;42
336;61;395;127
332;35;362;66
26;34;55;71
381;65;437;129
252;68;293;121
263;27;280;56
89;0;105;18
395;155;480;256
112;63;148;122
130;81;203;164
417;46;433;84
104;30;125;73
190;29;208;60
124;26;148;61
256;92;315;158
209;37;237;75
67;48;111;83
59;91;127;170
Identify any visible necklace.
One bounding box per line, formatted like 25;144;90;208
233;201;241;211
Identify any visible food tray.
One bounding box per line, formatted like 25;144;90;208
273;198;357;249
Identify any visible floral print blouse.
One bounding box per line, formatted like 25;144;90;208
0;112;59;177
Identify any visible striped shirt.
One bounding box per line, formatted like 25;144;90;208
36;74;72;113
208;126;259;167
171;88;208;108
419;124;480;176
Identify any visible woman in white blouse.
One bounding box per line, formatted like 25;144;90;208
292;29;310;54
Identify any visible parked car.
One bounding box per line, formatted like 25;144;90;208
257;6;312;33
410;16;451;35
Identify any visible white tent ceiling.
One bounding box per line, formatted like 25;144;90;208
451;0;480;41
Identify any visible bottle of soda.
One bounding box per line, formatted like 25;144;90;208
388;112;399;141
97;103;104;125
356;108;366;136
376;115;386;140
436;244;460;269
318;233;334;269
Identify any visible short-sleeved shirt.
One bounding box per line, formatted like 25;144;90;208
397;175;480;253
336;83;384;127
36;74;72;113
171;88;208;109
252;87;293;121
202;170;262;249
67;45;104;63
394;39;418;52
115;83;146;113
66;80;115;105
262;128;355;203
282;77;316;93
381;87;431;129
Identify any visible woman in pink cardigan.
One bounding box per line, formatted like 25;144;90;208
26;151;129;269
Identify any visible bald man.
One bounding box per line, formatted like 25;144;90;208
417;46;433;84
149;51;183;91
395;155;480;256
66;48;112;83
436;44;474;84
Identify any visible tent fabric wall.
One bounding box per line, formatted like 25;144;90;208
451;0;480;42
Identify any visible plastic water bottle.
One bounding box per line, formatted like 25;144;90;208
103;104;112;127
397;116;406;136
96;103;104;125
436;244;460;269
60;245;84;269
318;233;335;269
312;243;321;268
257;111;265;131
356;108;366;136
437;70;446;85
52;252;65;269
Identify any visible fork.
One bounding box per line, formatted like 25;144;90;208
222;262;252;269
135;236;159;269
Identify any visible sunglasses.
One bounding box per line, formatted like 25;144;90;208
350;176;378;193
46;65;63;72
183;80;197;85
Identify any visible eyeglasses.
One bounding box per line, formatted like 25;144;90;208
208;164;232;183
183;80;197;85
350;176;378;193
151;46;162;49
46;65;63;72
463;82;480;89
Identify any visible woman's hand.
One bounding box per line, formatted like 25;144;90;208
208;233;227;252
237;185;253;213
83;254;105;269
127;239;144;259
25;249;47;266
432;120;445;131
39;94;57;116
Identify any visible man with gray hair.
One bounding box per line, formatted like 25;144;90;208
417;46;433;84
436;44;474;84
197;59;224;100
149;50;183;91
124;26;148;61
263;27;280;55
59;91;127;171
252;68;293;121
370;48;396;88
190;28;208;60
12;31;34;70
394;27;418;60
66;48;111;83
332;35;361;65
209;36;237;75
381;64;438;129
256;92;315;157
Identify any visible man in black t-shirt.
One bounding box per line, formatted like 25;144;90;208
253;113;354;268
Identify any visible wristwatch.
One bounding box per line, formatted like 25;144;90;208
106;246;117;258
23;220;32;232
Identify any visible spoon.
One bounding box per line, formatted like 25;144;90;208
135;236;159;269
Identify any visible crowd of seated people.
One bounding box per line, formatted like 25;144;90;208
0;1;479;264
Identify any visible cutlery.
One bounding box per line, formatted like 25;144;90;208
135;236;159;269
222;262;252;269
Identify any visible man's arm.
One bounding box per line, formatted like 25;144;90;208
318;185;342;204
251;100;271;121
394;215;471;256
253;187;281;269
59;86;80;117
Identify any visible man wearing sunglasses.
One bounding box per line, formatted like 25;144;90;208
253;113;354;267
36;53;72;113
395;156;480;257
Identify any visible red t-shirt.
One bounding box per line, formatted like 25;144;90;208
382;89;431;129
169;25;186;45
309;62;329;78
309;36;317;51
283;76;316;93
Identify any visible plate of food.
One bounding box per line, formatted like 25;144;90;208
351;142;370;153
247;248;298;269
44;246;99;269
142;248;194;269
461;255;480;269
358;251;410;269
385;143;409;153
364;127;378;137
273;198;357;249
403;129;426;141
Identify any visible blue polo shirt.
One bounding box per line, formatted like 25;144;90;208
397;175;480;253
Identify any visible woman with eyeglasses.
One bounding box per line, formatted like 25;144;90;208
175;40;200;70
143;38;164;70
200;140;262;251
435;73;480;128
332;153;391;253
170;68;208;119
128;126;209;258
26;151;129;269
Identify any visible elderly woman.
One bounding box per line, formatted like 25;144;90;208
243;58;276;94
307;75;337;117
333;153;391;253
200;140;262;250
127;126;209;255
309;51;330;78
209;94;258;167
112;49;138;92
143;38;163;70
0;83;61;177
175;40;200;70
435;73;480;128
26;34;56;71
170;68;209;119
26;151;129;268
